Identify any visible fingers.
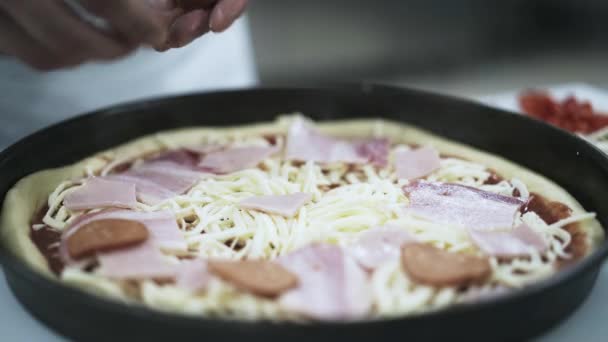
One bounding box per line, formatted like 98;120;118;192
176;0;218;11
0;0;246;72
79;0;184;49
0;0;133;65
0;12;67;70
146;0;178;11
168;9;210;48
164;0;246;49
209;0;248;33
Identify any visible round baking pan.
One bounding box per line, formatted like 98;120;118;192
1;85;607;342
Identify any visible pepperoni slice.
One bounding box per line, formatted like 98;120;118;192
401;243;491;287
208;260;298;297
67;219;149;259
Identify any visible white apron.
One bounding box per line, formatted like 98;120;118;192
0;17;257;148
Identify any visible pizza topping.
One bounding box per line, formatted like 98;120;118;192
28;116;595;320
29;221;64;274
520;193;588;262
239;193;312;218
182;144;224;156
62;210;187;280
285;117;389;165
71;210;186;251
66;219;149;259
97;240;176;279
484;170;505;185
208;260;298;297
401;243;491;286
106;161;204;205
149;149;200;167
60;210;186;263
100;159;205;206
127;160;203;194
355;138;391;167
404;181;525;230
349;225;416;269
522;194;572;224
138;210;188;252
64;177;138;211
278;244;372;320
285;118;364;164
199;146;280;174
394;146;441;180
105;174;177;205
468;223;548;257
175;259;211;292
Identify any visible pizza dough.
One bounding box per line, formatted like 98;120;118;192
0;115;603;320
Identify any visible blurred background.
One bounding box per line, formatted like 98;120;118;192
2;0;608;149
247;0;608;97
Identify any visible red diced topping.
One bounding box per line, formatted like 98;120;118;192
519;91;608;134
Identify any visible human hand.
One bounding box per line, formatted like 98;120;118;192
77;0;251;50
0;0;249;70
147;0;250;50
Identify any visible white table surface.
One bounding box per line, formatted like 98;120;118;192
1;83;607;341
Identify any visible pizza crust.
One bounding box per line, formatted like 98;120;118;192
1;116;604;277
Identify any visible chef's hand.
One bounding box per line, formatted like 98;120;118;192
0;0;248;71
79;0;249;50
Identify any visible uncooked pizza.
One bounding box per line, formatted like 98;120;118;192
0;116;603;320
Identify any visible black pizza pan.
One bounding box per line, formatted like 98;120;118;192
1;85;607;342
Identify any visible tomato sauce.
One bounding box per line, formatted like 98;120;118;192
522;193;586;263
29;205;64;275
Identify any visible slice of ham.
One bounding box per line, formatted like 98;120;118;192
175;259;211;292
285;118;362;164
97;239;176;280
394;146;441;179
285;118;390;165
128;161;203;194
140;211;189;252
404;181;525;230
239;193;312;218
183;144;224;156
349;225;416;269
149;149;200;167
105;174;176;205
278;244;372;320
355;138;391;167
60;209;187;264
103;159;206;205
468;223;548;257
135;160;204;177
64;178;138;211
199;146;279;174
